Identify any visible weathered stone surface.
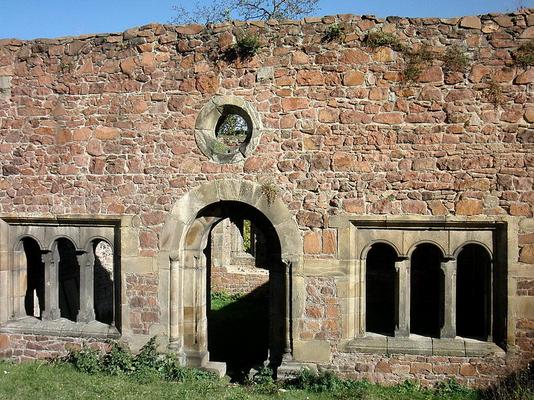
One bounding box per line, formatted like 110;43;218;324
460;16;482;29
515;69;534;84
456;199;483;216
519;26;534;39
520;244;534;264
343;71;364;86
95;127;120;140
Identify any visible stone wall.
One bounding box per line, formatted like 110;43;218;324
0;8;533;386
210;265;269;295
0;334;110;362
210;218;269;294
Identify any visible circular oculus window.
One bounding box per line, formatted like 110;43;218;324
195;96;262;164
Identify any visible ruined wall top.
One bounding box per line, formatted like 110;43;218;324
0;9;532;45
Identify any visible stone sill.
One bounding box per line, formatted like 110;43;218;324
346;334;505;357
0;317;120;339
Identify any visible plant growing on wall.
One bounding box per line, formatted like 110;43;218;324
485;77;505;107
363;31;404;52
402;45;434;82
261;182;278;206
322;23;345;42
234;31;261;59
441;45;470;74
223;30;261;61
209;139;231;155
514;40;534;67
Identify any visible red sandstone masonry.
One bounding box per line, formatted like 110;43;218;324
0;334;110;362
0;9;533;385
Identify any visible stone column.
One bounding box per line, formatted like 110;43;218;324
394;259;410;337
42;247;60;320
169;257;185;362
282;260;292;361
12;249;26;319
0;219;9;323
487;260;493;341
77;250;96;323
440;259;457;338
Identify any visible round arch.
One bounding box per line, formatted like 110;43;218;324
453;240;493;260
406;240;447;259
158;179;302;371
47;235;80;252
360;240;401;260
84;236;114;253
160;179;302;262
13;234;43;252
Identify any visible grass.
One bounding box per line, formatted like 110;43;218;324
0;361;483;400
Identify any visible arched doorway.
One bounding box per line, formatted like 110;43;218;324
203;202;285;380
160;180;302;378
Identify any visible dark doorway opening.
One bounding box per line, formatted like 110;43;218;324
198;201;285;382
410;243;443;337
22;238;45;318
457;244;491;340
57;238;80;321
366;243;396;336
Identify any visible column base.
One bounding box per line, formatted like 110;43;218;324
76;310;96;323
277;360;317;380
167;341;186;366
394;328;409;338
185;350;209;367
440;327;456;339
42;308;61;321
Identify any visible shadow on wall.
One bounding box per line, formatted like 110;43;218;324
208;283;270;382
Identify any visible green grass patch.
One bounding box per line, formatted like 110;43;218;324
0;361;485;400
210;291;245;310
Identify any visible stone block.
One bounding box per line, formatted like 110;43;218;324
346;335;387;354
121;256;154;273
460;16;481;29
432;338;466;356
0;76;11;100
388;336;432;355
293;340;331;362
464;340;505;357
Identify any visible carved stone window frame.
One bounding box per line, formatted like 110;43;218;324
0;215;127;339
329;215;509;357
195;96;263;164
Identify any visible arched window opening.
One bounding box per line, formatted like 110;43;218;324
94;241;114;325
457;244;491;340
57;238;80;322
365;243;396;336
410;244;443;337
22;238;45;318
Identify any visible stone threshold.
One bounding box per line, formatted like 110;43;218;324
0;316;120;339
345;334;505;357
